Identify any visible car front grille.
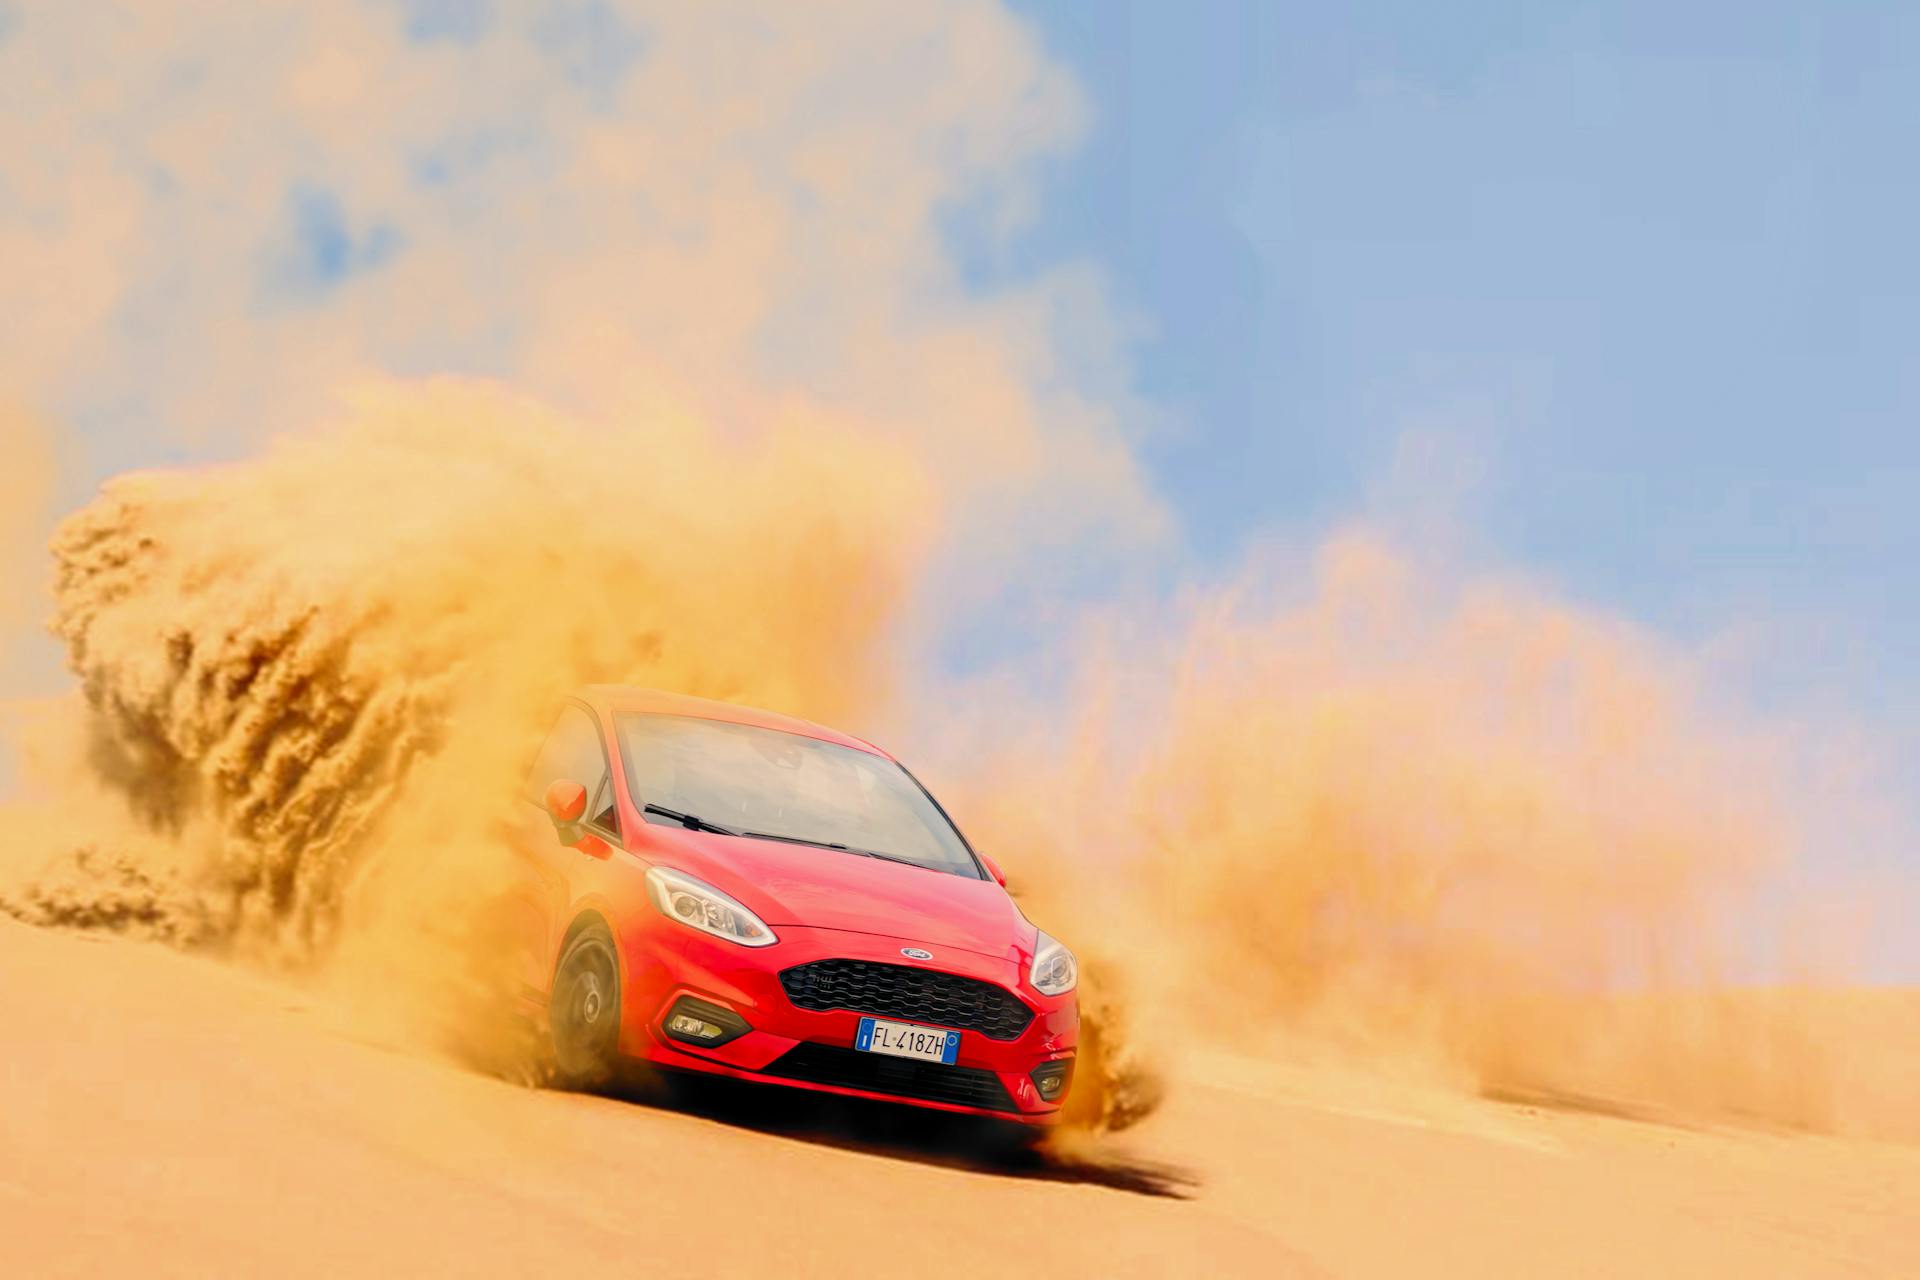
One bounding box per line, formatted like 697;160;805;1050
778;959;1034;1041
762;1042;1018;1112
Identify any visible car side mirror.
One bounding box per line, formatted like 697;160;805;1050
544;779;588;846
981;854;1007;887
546;779;613;859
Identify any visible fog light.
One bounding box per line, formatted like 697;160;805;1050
1030;1058;1073;1103
661;996;751;1048
668;1014;722;1039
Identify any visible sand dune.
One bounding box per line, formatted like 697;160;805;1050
5;917;1916;1279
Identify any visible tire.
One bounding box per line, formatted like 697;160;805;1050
550;923;621;1090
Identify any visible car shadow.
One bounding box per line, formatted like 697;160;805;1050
601;1068;1197;1199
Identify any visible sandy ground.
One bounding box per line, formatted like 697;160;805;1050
3;918;1917;1279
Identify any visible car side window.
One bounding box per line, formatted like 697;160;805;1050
524;705;615;836
588;773;620;835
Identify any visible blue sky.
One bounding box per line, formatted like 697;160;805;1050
1003;1;1919;743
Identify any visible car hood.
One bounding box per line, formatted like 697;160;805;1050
641;827;1029;961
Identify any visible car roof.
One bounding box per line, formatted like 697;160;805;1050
573;685;892;758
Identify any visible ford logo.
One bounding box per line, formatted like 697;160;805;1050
899;947;933;961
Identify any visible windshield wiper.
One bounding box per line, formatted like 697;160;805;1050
736;828;929;869
644;804;740;836
647;806;934;870
857;848;932;870
735;828;853;853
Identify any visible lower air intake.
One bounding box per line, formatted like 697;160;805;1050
763;1042;1018;1113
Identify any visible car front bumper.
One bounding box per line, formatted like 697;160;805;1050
609;918;1079;1124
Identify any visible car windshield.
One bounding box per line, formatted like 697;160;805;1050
614;713;981;878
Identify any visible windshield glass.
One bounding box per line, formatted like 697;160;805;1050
614;713;981;878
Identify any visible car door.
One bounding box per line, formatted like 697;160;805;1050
508;701;622;1000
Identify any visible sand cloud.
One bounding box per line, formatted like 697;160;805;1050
0;0;1163;637
0;1;1909;1139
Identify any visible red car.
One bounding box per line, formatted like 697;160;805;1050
510;686;1078;1127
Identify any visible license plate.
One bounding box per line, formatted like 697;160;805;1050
855;1017;960;1065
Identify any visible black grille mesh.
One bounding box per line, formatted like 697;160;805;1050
779;959;1034;1040
764;1042;1017;1112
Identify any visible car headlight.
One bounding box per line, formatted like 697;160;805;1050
645;866;776;947
1030;929;1077;996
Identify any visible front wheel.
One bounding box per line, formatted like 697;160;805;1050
550;924;621;1089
